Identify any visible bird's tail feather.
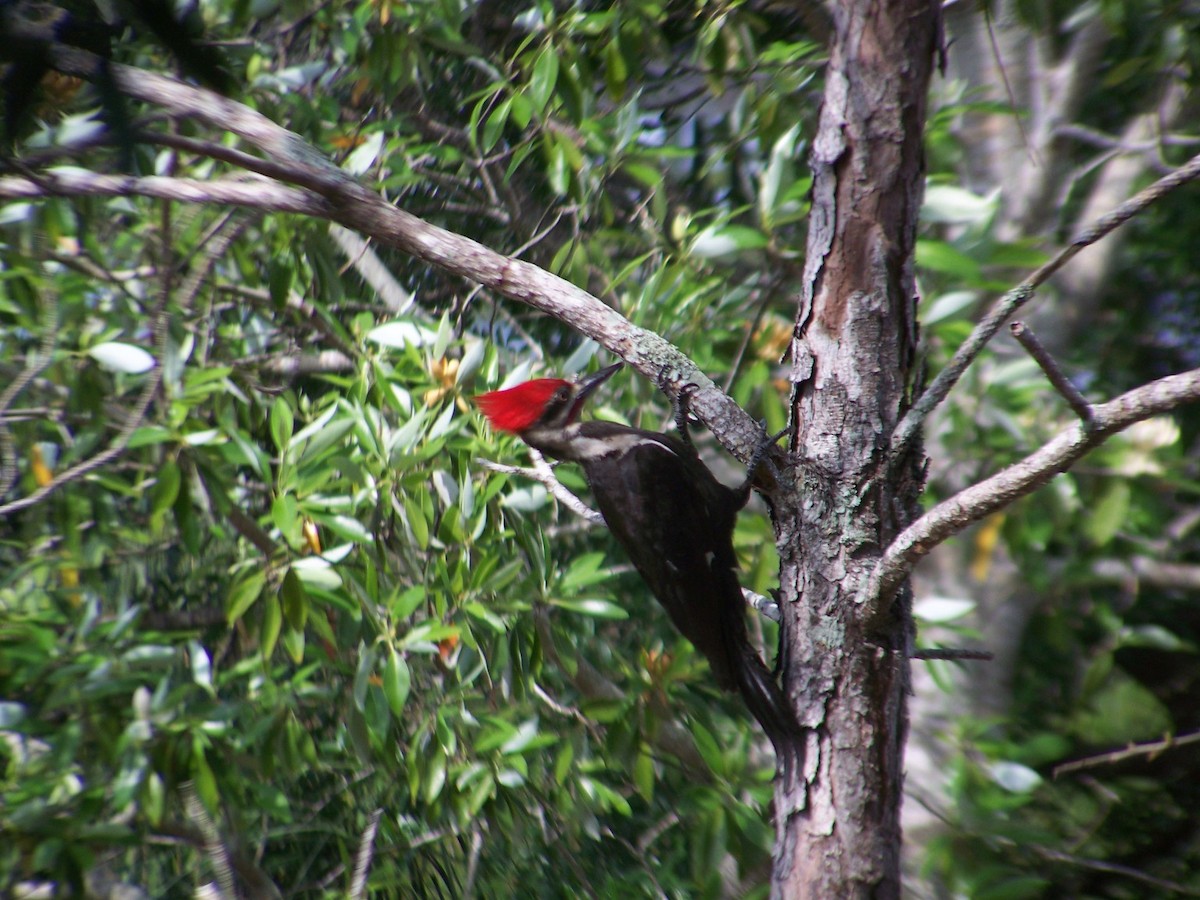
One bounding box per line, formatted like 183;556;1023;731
731;640;804;783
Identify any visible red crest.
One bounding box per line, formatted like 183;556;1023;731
475;379;570;433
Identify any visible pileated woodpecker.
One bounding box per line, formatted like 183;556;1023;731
477;362;801;775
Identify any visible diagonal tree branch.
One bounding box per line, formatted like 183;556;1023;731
0;170;327;214
866;365;1200;617
15;43;772;470
891;149;1200;455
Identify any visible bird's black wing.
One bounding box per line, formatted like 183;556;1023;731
576;423;803;778
578;425;746;688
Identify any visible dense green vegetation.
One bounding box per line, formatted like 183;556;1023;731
1;1;1197;896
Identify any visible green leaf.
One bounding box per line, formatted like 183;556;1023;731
389;585;425;619
291;556;342;590
353;644;376;712
464;601;507;633
604;37;627;99
149;459;182;521
923;291;978;325
580;776;631;816
634;745;655;802
481;97;512;153
549;597;628;619
0;702;27;727
1084;480;1130;547
270;396;294;454
921;184;997;225
226;569;267;626
192;742;219;811
546;137;570;197
500;719;540;755
401;622;460;647
281;568;308;630
690;224;768;258
143;773;164;828
559;552;611;590
292;416;355;467
915;239;983;281
554;742;574;785
690;721;725;776
424;749;447;803
384;648;411;716
1071;670;1172;744
403;495;430;549
528;47;560;112
189;640;213;694
281;626;305;664
261;593;282;661
271;493;299;541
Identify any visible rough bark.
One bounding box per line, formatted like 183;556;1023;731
773;0;939;895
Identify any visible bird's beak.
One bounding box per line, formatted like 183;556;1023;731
575;362;623;403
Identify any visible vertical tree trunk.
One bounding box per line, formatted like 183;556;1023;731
773;0;940;895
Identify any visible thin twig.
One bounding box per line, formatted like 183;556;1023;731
0;170;328;216
531;683;591;724
1053;729;1200;779
743;588;781;622
461;825;484;900
476;455;604;524
911;648;993;661
24;43;765;465
531;606;710;776
1091;556;1200;591
723;287;774;395
0;296;58;498
867;365;1200;616
348;808;382;900
1010;321;1094;424
1033;845;1200;896
182;781;236;900
892;149;1200;455
982;6;1038;170
0;304;167;519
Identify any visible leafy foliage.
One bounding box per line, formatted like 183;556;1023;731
2;0;1199;896
1;1;819;896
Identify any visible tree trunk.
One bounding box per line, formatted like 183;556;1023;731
773;0;940;895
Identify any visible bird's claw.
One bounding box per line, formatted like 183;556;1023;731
747;421;787;479
674;382;701;446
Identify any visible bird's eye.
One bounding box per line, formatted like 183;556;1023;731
556;387;570;402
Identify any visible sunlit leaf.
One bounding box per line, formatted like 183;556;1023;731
88;341;156;374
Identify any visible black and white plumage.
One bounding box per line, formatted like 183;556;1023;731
477;364;802;776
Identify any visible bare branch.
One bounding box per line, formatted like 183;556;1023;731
182;781;237;900
1033;846;1200;896
867;366;1200;616
260;351;356;377
328;225;414;314
531;607;711;776
911;648;993;661
1010;321;1093;424
743;588;781;622
0;170;328;215
19;45;768;466
0;305;166;519
1053;729;1200;778
476;455;604;524
348;809;382;900
1091;557;1200;592
0;296;57;497
892;149;1200;455
461;825;484;900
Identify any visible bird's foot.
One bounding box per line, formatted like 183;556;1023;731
673;382;702;448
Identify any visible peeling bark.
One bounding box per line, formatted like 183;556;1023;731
774;0;940;895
